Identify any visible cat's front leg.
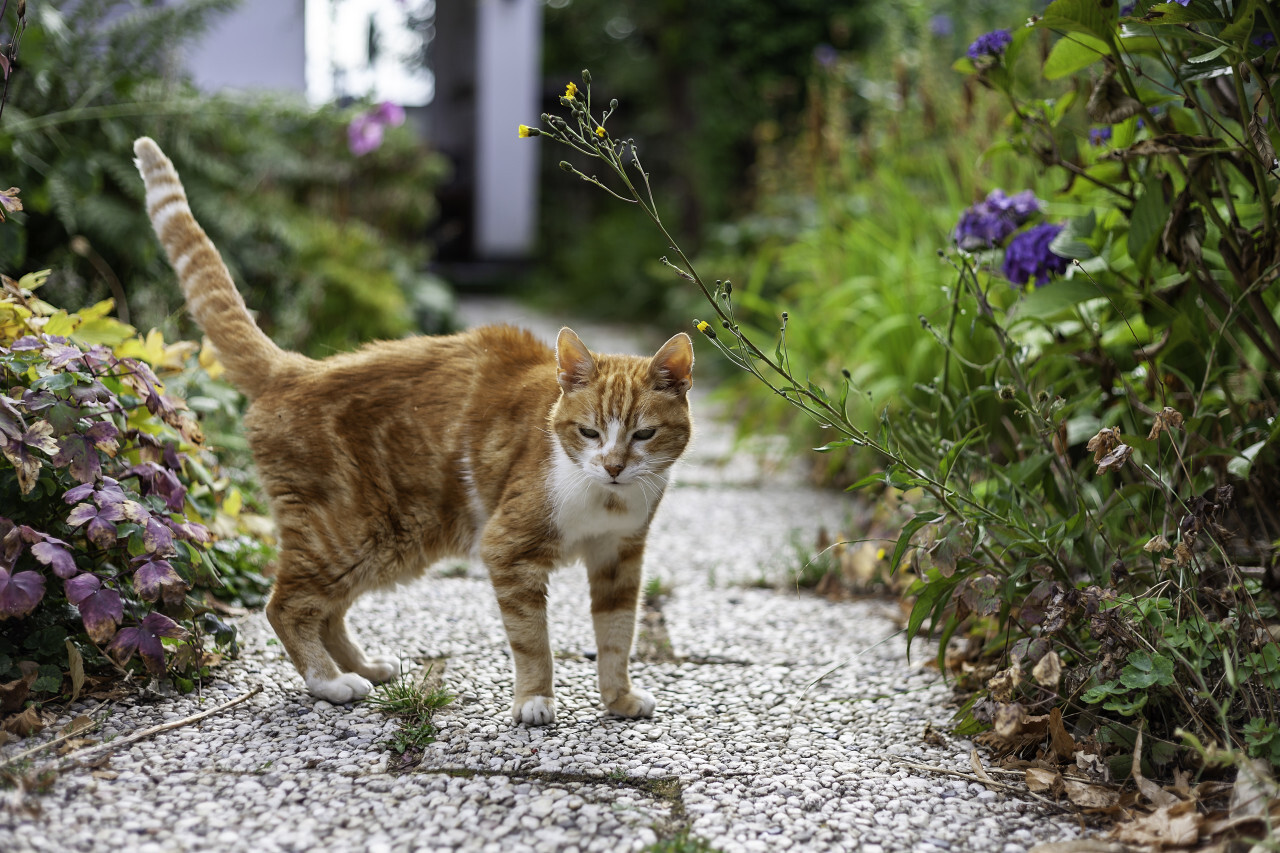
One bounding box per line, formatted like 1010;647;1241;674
487;556;557;725
587;540;656;718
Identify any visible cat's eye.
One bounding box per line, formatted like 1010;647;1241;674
633;428;656;441
578;426;600;439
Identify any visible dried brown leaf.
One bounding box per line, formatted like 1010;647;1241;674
1173;541;1192;568
994;703;1026;739
1111;799;1201;847
1086;427;1120;462
1064;778;1121;809
1147;406;1184;441
0;661;39;714
1248;114;1277;170
1048;707;1076;761
987;665;1020;703
2;704;45;737
1025;767;1062;794
1229;759;1278;822
1095;443;1133;475
971;748;1000;792
59;714;94;737
1033;651;1063;690
1087;70;1144;124
1143;535;1171;553
55;736;97;756
65;639;84;706
1132;726;1181;808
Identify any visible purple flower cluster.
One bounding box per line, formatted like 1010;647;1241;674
967;29;1011;60
953;189;1042;250
1089;127;1112;146
347;101;407;157
1001;223;1069;287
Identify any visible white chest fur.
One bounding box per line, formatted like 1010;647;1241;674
548;444;663;552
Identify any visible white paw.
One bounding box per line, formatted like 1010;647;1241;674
606;688;656;718
363;656;400;682
512;695;557;726
307;672;373;704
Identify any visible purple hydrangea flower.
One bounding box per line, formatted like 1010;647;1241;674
813;44;838;68
1089;127;1112;146
1173;0;1191;5
929;14;953;38
953;189;1043;250
1002;223;1070;287
1119;3;1135;15
967;29;1011;60
1253;32;1276;49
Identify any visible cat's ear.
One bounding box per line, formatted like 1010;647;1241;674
650;332;694;394
556;327;596;392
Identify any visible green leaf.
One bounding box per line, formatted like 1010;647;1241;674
1082;679;1122;704
1187;45;1229;63
1129;174;1170;273
1227;439;1266;479
937;427;982;485
1038;0;1119;44
1142;1;1228;26
1010;280;1102;320
1044;33;1111;79
906;570;956;648
1151;653;1174;686
33;664;64;693
1103;691;1149;715
891;511;945;575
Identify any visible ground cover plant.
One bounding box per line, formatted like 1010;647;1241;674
525;0;1280;840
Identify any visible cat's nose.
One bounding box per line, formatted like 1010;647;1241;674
604;463;624;478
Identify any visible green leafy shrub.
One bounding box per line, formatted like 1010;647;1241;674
0;0;454;355
0;271;265;699
530;13;1280;782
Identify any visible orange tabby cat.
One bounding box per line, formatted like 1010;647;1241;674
133;137;693;724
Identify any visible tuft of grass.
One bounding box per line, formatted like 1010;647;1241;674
643;576;672;606
367;666;455;755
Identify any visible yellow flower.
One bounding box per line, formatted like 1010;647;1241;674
565;82;578;100
695;320;716;339
518;124;534;138
595;126;606;138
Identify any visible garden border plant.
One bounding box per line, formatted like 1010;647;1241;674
520;0;1280;821
0;268;261;722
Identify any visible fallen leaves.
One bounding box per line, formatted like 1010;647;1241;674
974;707;1280;850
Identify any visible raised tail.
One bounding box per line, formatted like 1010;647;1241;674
133;137;299;399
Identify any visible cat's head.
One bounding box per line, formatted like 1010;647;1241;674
549;327;693;487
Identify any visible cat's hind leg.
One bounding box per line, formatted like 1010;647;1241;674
322;611;400;683
266;556;374;704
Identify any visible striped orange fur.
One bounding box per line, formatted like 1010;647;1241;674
133;138;694;724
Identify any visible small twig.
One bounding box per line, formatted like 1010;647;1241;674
53;684;262;770
0;701;112;771
887;756;1073;812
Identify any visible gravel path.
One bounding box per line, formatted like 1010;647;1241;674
0;299;1089;852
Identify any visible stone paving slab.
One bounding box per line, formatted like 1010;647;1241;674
0;301;1091;852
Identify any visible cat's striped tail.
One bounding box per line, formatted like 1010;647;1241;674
133;137;296;399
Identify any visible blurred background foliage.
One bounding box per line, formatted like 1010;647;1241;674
532;0;1022;423
0;0;455;358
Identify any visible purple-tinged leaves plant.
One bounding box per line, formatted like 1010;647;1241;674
0;281;251;696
